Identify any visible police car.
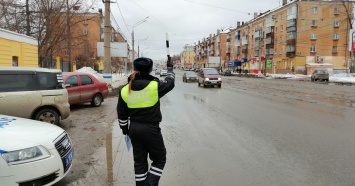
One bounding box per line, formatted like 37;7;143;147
0;115;74;186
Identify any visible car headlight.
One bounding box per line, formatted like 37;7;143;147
205;78;209;81
1;146;50;165
218;77;221;81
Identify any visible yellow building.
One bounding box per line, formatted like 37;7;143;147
0;28;38;67
180;45;195;69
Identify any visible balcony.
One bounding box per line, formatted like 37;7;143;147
286;44;296;57
242;45;248;50
286;19;296;28
265;26;274;34
242;49;248;53
226;48;231;54
286;26;296;32
235;34;240;40
265;49;274;55
265;38;274;45
235;49;240;54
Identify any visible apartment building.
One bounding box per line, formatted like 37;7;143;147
54;9;127;72
194;0;353;74
194;29;227;69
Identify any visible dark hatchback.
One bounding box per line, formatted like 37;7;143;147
183;71;198;82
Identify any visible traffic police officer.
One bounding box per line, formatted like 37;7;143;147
117;57;175;186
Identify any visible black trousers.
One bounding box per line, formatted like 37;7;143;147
129;122;166;186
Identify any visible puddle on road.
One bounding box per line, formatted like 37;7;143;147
184;94;205;104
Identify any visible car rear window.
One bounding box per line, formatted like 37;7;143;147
203;69;219;75
37;72;64;90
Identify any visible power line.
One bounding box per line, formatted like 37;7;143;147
115;0;131;42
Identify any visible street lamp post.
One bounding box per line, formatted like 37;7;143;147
127;16;149;75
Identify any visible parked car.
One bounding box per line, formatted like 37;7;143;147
311;70;329;81
221;69;232;76
0;67;70;125
197;68;222;88
155;69;160;75
0;114;74;186
183;71;198;82
160;69;168;77
63;72;109;107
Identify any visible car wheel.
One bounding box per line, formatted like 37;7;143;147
218;84;222;88
311;77;314;81
35;108;59;125
91;93;103;107
198;82;200;86
203;82;207;88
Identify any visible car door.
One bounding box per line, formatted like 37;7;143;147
79;75;95;102
65;75;81;104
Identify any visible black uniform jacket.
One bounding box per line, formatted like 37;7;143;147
117;72;175;126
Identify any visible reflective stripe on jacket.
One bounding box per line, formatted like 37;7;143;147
121;81;159;108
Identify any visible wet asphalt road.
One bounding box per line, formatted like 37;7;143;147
60;70;355;186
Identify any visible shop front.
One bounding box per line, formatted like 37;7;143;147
228;61;242;73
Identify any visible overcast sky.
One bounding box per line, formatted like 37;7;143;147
100;0;283;61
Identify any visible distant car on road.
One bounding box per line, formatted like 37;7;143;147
63;72;109;107
183;71;198;82
0;114;74;186
221;69;232;76
160;69;168;77
197;68;222;88
311;70;329;82
155;69;160;75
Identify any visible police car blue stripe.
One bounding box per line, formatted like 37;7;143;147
0;149;7;154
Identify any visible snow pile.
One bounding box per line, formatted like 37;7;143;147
330;73;355;83
76;67;105;82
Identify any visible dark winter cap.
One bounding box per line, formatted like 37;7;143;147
133;57;153;75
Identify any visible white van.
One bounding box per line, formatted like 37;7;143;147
0;114;74;185
0;67;70;125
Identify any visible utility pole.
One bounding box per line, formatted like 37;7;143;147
103;0;111;74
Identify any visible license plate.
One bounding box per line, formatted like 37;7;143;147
63;148;74;167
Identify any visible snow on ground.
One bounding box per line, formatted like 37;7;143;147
266;73;355;83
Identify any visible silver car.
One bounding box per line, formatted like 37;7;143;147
311;70;329;82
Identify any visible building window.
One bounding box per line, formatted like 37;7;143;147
281;25;283;32
311;33;317;40
64;50;69;56
280;49;282;55
333;21;340;27
63;41;68;47
334;7;340;15
275;27;278;32
332;46;338;53
83;18;88;24
83;29;89;35
310;46;316;53
275;38;278;44
333;33;339;40
12;56;18;66
312;7;318;14
311;20;317;27
280;37;283;43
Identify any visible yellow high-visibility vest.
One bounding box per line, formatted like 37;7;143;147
121;81;159;108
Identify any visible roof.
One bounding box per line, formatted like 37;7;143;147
0;67;62;73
